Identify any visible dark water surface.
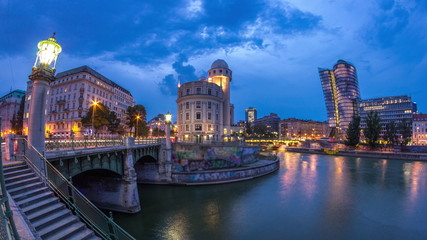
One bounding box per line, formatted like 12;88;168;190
114;152;427;240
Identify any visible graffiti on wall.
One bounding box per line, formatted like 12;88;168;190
172;146;260;172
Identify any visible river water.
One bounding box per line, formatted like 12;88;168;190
114;152;427;240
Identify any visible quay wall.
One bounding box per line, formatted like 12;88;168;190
170;159;279;185
287;147;427;161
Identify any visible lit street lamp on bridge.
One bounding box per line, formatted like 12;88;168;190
28;34;62;170
135;114;141;138
91;100;98;137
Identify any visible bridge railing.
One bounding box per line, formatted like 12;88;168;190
45;137;124;151
21;138;135;240
134;138;161;145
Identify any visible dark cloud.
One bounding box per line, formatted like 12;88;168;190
159;74;176;96
158;54;199;96
172;54;198;83
0;0;321;64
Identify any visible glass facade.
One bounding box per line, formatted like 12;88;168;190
319;60;360;137
359;95;417;136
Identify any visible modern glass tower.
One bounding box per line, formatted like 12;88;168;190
319;60;360;138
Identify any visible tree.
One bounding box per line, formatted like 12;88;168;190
345;115;360;147
384;120;398;146
398;118;412;146
10;96;25;135
125;105;147;136
81;103;112;135
245;122;253;136
152;127;165;137
107;111;121;134
363;111;382;149
253;124;267;137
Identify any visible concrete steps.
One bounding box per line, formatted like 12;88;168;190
4;162;101;240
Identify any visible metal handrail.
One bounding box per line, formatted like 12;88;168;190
21;138;135;240
45;137;124;151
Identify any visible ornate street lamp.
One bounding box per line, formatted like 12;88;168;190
28;34;62;170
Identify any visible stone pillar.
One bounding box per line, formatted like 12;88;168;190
158;126;172;182
121;139;141;213
27;68;54;171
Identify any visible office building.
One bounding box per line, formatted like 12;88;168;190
0;90;26;136
252;113;280;134
176;59;234;143
319;60;360;138
23;65;135;137
413;114;427;145
245;107;257;125
359;95;417;137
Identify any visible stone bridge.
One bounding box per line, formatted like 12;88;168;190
11;137;171;214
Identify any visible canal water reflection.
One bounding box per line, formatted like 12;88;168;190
114;152;427;240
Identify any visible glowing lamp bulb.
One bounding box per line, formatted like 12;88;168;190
165;112;172;123
34;34;62;69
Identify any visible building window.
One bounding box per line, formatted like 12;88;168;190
208;102;211;109
208;112;212;120
186;102;190;109
208;88;212;95
186;125;189;131
195;124;202;131
196;101;201;108
186;112;189;120
197;88;201;94
186;89;190;95
196;112;201;119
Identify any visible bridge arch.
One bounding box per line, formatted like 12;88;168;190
134;155;159;183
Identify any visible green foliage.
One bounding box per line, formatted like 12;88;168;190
345;115;360;147
245;122;252;135
81;103;120;134
363;111;381;148
10;96;25;135
125;104;147;136
152;127;165;137
253;124;267;136
384;120;398;146
398;118;412;146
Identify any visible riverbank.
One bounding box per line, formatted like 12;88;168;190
170;158;279;185
286;147;427;161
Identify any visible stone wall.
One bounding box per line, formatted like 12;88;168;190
171;159;279;185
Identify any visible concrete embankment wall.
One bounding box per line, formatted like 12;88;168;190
170;159;279;185
287;148;427;161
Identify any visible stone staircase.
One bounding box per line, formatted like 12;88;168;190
4;163;101;240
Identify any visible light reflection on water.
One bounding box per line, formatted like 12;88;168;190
114;152;427;240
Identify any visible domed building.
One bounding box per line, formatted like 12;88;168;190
176;59;234;143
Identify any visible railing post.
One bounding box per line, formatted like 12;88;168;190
55;137;60;151
71;135;75;151
108;211;118;240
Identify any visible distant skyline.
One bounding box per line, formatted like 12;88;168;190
1;0;426;122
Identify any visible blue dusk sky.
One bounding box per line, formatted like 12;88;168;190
0;0;426;121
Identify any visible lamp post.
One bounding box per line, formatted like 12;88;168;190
28;34;61;170
164;112;172;180
135;114;141;138
91;100;98;137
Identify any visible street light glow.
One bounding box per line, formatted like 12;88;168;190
34;33;62;69
165;112;172;123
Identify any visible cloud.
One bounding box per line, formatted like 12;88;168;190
158;54;199;96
